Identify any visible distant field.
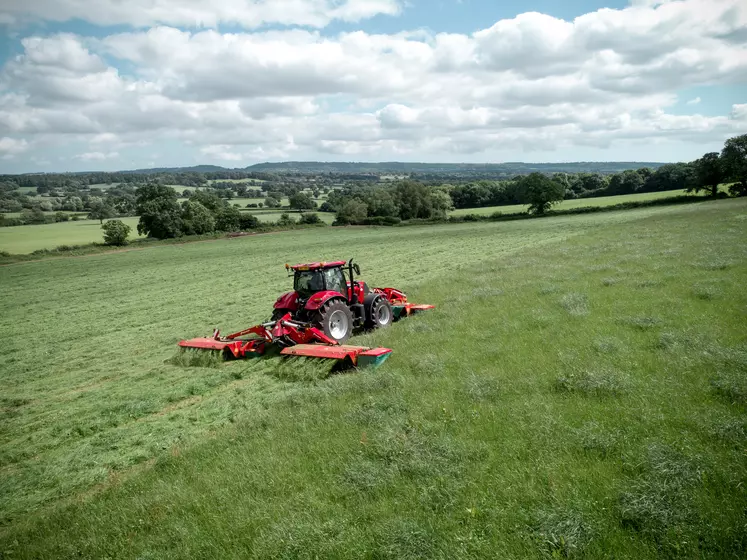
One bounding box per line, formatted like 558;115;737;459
0;190;712;254
245;210;336;223
0;199;744;558
0;211;338;253
450;189;700;216
206;178;265;185
0;217;142;253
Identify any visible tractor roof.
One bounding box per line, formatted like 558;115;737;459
289;260;347;271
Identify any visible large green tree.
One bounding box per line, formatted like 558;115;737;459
181;200;216;235
721;134;747;196
289;192;316;210
336;199;368;224
395;181;433;220
645;163;693;192
608;169;645;195
519;173;565;215
88;201;116;224
136;184;183;239
687;153;723;197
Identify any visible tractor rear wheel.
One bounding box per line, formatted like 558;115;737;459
366;298;393;329
317;300;354;344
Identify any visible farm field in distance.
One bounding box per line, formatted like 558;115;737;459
0;190;704;254
450;188;704;216
0;217;143;254
0;198;745;558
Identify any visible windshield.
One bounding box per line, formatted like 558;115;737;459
294;270;325;298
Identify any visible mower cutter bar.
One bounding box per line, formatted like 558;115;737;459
281;344;392;368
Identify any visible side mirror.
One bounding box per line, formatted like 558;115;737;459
354;264;360;275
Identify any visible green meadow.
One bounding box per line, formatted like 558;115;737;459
450;189;704;217
1;190;701;254
0;198;745;558
0;217;143;254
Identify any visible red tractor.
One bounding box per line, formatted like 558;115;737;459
179;259;433;368
273;258;405;343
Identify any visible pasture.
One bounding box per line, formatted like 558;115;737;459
0;199;745;558
1;190;698;255
450;189;703;217
0;217;142;254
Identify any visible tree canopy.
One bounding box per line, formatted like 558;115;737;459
519;173;566;215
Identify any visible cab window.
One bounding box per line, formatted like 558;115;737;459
324;268;346;295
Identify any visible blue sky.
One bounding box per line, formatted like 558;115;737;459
0;0;745;173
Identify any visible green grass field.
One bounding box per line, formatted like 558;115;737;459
206;178;266;185
0;198;745;558
0;211;336;254
450;189;702;217
245;209;336;223
0;217;143;253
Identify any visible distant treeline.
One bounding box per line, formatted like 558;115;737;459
0;161;668;191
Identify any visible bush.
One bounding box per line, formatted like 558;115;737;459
181;200;215;235
214;205;241;232
21;208;47;225
239;214;261;230
360;216;401;226
102;219;131;246
299;213;322;225
462;213;483;222
54;212;70;222
276;212;296;226
264;196;281;208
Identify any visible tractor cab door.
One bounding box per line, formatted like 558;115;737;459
323;267;347;299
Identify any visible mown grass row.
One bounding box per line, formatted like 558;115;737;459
0;198;744;558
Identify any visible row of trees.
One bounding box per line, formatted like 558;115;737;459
323;134;746;222
323;174;567;224
321;181;453;224
134;185;323;239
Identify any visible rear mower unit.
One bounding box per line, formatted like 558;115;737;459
179;259;434;369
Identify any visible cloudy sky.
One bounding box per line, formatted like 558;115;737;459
0;0;745;173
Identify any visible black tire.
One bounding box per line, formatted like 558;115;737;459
272;309;291;321
366;297;393;329
316;300;354;344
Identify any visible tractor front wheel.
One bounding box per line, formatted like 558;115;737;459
317;300;354;344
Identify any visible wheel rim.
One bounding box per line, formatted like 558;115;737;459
377;304;391;325
328;309;349;339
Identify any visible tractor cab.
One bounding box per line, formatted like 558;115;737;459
285;260;368;305
292;262;348;300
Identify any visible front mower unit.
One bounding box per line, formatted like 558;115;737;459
178;258;433;370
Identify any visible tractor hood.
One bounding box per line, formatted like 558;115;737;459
273;291;299;310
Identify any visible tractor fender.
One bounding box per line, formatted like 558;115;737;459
303;291;346;311
273;291;299;311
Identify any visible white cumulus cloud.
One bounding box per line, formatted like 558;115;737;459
0;0;745;169
0;0;401;29
73;151;119;161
